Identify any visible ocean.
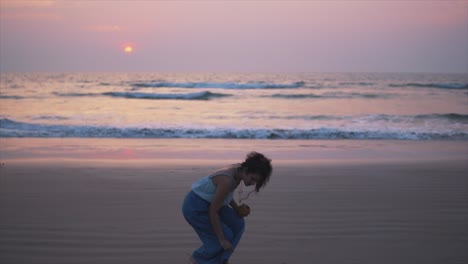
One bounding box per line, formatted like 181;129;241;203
1;73;468;264
1;72;467;140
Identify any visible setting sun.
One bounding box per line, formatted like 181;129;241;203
124;45;133;53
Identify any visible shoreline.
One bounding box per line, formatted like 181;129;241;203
1;138;467;163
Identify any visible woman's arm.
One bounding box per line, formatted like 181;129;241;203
210;176;234;251
229;200;240;211
231;200;250;217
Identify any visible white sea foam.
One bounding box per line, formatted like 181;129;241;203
388;83;468;89
102;91;230;100
53;91;231;100
1;118;466;140
133;81;305;89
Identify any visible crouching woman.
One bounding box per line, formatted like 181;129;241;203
182;152;272;264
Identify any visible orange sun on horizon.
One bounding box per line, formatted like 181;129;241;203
123;45;134;54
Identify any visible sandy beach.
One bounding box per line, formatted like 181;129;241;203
0;139;467;264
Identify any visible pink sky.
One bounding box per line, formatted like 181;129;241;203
1;0;467;73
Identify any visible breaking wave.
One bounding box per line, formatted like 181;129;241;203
0;95;26;99
1;118;466;140
389;83;468;90
132;81;305;89
271;92;393;99
53;91;231;100
102;91;231;100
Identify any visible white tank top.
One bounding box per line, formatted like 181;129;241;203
191;170;237;206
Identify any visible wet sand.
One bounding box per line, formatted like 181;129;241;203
1;155;467;264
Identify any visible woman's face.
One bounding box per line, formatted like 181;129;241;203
244;172;261;186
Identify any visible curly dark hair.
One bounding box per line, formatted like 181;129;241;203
240;152;272;192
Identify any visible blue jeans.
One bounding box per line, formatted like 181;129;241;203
182;191;245;264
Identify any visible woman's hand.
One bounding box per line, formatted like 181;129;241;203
220;239;233;252
236;204;250;217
